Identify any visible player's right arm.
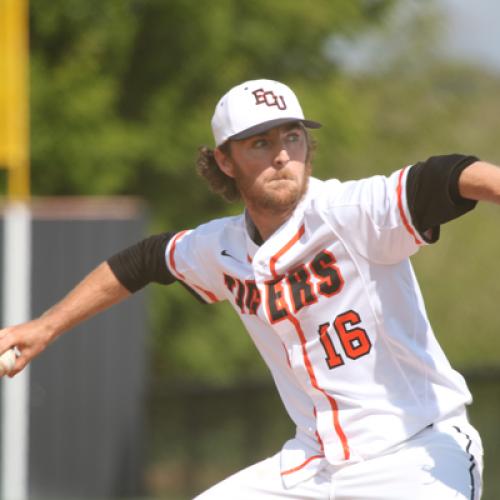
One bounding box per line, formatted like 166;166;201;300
0;232;177;377
0;261;131;377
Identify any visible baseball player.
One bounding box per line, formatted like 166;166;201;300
1;79;499;499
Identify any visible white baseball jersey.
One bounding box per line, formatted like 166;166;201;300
165;169;471;489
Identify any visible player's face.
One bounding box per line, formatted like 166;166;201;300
221;124;311;214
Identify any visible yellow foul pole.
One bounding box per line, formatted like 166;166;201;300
0;2;31;499
0;0;30;200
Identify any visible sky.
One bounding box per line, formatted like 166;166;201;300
328;0;500;74
439;0;500;72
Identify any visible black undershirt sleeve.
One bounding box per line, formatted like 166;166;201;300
406;154;478;243
107;232;176;293
107;232;208;303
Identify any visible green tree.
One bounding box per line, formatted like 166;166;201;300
315;2;500;371
347;63;500;371
30;0;396;385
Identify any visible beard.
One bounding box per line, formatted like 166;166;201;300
234;163;311;214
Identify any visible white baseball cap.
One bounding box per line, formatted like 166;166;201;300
211;79;321;146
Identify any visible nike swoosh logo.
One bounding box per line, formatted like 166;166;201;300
221;250;241;262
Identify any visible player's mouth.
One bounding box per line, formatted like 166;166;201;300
268;172;295;183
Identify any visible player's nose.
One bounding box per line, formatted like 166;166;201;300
274;146;290;168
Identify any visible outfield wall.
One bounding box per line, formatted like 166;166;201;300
0;197;148;500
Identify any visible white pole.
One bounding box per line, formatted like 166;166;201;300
1;202;31;500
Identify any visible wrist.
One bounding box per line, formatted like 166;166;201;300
37;311;66;344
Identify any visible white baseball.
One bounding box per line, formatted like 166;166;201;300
0;349;16;377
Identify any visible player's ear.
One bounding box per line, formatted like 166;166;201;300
214;146;235;178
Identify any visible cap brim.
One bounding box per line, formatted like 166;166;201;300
229;118;321;142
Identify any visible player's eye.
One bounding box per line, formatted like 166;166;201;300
251;138;268;149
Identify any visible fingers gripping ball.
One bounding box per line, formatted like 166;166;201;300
0;348;17;376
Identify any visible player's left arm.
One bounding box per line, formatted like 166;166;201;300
458;160;500;204
405;154;497;242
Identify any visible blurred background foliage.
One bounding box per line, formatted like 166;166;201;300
29;0;500;388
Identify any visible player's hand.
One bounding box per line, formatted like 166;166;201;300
0;319;54;377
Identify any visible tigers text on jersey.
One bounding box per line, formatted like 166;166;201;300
165;171;471;488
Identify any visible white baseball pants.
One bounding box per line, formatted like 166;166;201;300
194;415;483;499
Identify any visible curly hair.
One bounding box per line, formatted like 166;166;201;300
196;142;241;202
196;127;316;203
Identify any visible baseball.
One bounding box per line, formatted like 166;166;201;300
0;348;16;377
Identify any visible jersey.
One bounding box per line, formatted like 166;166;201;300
164;169;472;489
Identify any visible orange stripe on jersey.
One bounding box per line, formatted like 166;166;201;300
313;407;325;452
283;343;291;368
280;454;324;477
397;168;422;245
168;230;219;303
195;285;219;303
315;430;324;452
168;230;189;280
288;313;350;460
270;224;305;278
263;226;350;460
